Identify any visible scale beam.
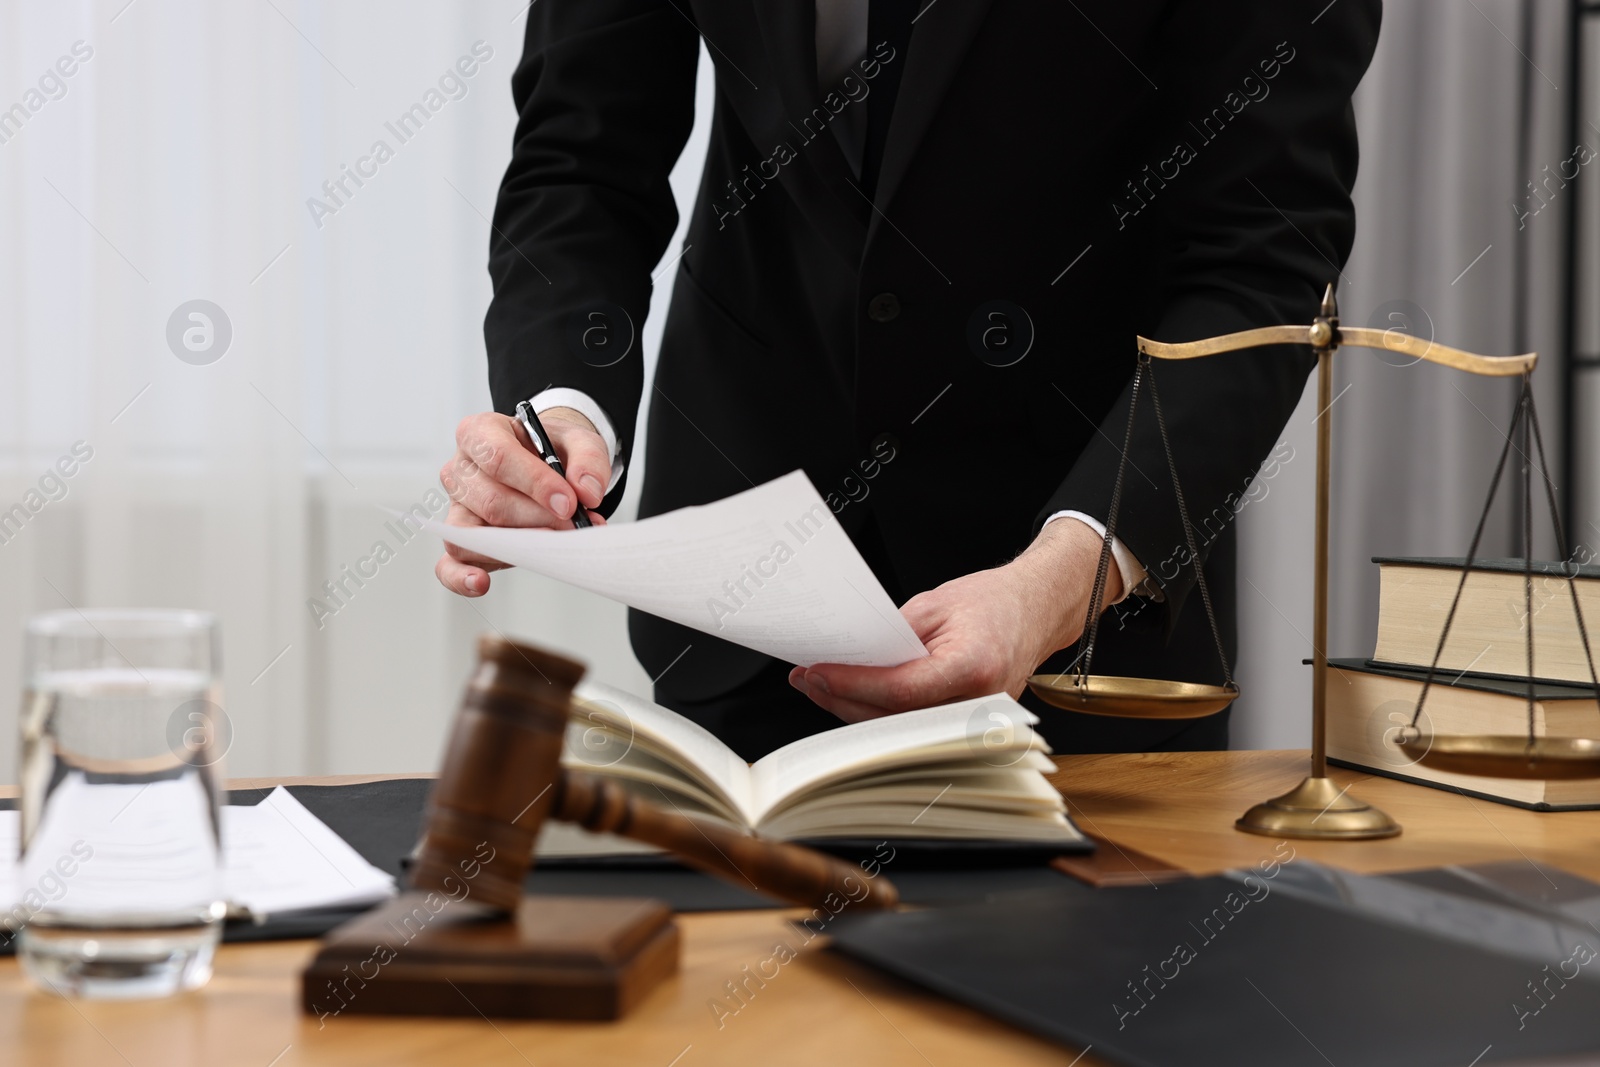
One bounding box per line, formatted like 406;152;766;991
1136;325;1536;377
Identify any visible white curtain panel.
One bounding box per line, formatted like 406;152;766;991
1;1;713;776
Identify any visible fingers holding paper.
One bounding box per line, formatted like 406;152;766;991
435;503;505;596
434;408;608;597
789;572;1040;722
791;517;1118;721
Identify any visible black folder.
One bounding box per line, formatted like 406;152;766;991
827;869;1600;1067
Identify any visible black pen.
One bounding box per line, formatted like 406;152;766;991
514;400;593;528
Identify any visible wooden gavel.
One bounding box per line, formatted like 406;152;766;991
410;635;898;913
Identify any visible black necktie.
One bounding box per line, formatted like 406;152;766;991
861;0;917;199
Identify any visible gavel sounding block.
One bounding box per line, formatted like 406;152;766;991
301;893;679;1020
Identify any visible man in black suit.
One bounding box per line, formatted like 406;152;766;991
436;0;1382;760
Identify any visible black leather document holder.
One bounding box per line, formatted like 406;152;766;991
828;867;1600;1067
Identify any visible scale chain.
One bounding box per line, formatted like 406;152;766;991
1408;382;1524;730
1525;382;1600;701
1523;384;1535;745
1075;353;1236;693
1404;374;1597;746
1074;357;1144;683
1145;358;1236;691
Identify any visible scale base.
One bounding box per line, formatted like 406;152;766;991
1235;776;1400;840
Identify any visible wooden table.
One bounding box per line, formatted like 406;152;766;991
5;752;1598;1067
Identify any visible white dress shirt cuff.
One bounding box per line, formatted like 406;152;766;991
528;387;625;494
1043;511;1154;605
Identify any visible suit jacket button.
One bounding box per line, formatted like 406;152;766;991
868;293;901;322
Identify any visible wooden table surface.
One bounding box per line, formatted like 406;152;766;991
5;751;1597;1067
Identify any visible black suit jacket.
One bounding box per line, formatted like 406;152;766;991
483;0;1382;746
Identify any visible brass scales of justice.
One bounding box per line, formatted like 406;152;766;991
1025;284;1600;840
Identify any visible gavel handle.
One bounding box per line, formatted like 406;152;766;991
554;770;899;911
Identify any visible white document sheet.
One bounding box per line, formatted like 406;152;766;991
0;786;394;921
424;470;929;669
219;787;395;916
16;773;221;916
0;814;20;911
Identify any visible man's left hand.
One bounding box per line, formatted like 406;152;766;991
789;518;1125;722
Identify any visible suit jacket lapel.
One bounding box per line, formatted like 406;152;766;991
751;2;870;261
870;0;996;229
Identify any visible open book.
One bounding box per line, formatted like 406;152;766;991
549;681;1084;847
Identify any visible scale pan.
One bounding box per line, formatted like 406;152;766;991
1397;735;1600;780
1025;674;1237;720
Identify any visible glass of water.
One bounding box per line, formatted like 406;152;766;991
14;610;228;998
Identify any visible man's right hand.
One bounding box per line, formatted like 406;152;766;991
434;406;612;597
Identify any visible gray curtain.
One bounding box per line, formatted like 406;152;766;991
1232;0;1578;748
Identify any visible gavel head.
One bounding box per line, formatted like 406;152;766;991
409;634;584;911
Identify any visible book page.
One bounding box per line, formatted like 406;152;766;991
747;694;1042;822
789;751;1060;798
565;731;742;818
571;680;757;826
422;471;928;670
761;774;1080;841
534;819;661;859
